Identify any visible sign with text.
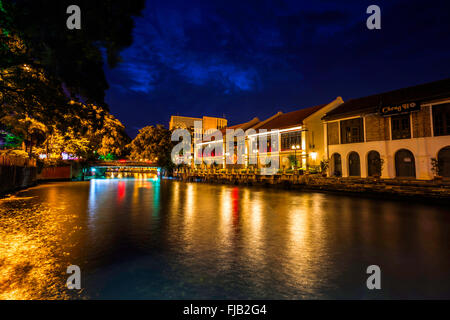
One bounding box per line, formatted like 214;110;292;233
379;102;420;116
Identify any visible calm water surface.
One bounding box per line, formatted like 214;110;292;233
0;178;449;299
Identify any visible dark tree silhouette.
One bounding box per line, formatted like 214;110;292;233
2;0;146;105
0;0;145;158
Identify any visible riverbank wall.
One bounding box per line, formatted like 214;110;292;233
37;166;72;181
0;155;37;194
174;171;450;202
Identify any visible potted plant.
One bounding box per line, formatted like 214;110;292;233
371;157;384;180
431;158;443;181
320;160;329;177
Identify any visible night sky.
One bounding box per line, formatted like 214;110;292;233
104;0;450;137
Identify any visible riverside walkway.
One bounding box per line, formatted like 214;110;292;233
174;169;450;202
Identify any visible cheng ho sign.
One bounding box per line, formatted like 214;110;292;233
379;102;421;116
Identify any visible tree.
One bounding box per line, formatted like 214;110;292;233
90;111;130;159
1;115;47;156
33;102;129;160
1;1;144;160
1;3;73;122
4;0;146;105
34;127;90;160
129;125;175;170
0;128;22;149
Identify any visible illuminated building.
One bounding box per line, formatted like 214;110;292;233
322;78;450;179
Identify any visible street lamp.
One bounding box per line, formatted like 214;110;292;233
291;144;300;169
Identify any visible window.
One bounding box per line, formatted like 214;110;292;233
340;118;364;144
391;114;411;140
433;103;450;136
281;131;301;151
262;136;271;153
252;135;277;153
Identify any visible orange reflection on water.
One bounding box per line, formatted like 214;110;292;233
219;186;233;248
0;185;85;300
1;181;449;299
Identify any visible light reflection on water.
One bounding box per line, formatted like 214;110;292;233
0;179;449;299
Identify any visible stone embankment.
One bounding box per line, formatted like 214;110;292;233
0;155;37;194
174;171;450;202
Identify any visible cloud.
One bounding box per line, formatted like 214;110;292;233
105;0;450;137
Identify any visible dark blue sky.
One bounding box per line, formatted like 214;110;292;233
104;0;450;137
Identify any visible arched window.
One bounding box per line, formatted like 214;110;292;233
348;152;361;177
367;151;382;177
437;146;450;177
331;153;342;177
395;149;416;178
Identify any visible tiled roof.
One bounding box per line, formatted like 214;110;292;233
256;104;326;130
218;117;260;135
201;117;260;142
323;78;450;120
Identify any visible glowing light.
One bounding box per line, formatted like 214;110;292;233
310;152;318;161
247;126;303;138
232;187;240;226
195;139;223;146
117;181;125;202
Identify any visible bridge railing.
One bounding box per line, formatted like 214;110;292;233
93;160;158;167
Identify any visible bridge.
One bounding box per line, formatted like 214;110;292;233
93;160;158;168
89;160;160;178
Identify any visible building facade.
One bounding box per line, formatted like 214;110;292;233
169;115;227;140
194;117;261;169
194;97;343;172
247;97;343;171
169;115;227;164
323;78;450;179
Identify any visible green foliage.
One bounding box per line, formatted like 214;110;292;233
308;165;320;174
0;129;22;148
1;115;47;156
287;154;298;168
129;125;175;170
32;102;129;160
320;160;329;172
369;157;384;177
0;1;143;161
431;158;442;177
99;153;116;161
3;0;146;105
0;148;28;158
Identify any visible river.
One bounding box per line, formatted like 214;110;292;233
0;177;449;299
